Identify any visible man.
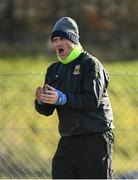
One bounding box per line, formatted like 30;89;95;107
35;17;114;179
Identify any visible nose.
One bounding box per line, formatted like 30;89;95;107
55;39;62;47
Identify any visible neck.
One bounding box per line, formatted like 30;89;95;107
57;43;83;64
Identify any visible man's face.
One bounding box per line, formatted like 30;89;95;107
52;37;75;59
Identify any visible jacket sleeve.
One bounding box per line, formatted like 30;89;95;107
35;99;55;116
65;58;109;112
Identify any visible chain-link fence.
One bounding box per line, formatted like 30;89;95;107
0;72;138;178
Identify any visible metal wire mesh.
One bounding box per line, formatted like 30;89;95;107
0;72;138;178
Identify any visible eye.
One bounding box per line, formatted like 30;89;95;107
53;38;58;42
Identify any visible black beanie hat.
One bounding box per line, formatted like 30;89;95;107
51;17;79;44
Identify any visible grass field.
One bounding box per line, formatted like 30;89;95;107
0;56;138;178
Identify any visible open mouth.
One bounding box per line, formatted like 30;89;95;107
58;48;65;56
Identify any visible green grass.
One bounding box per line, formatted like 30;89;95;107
0;56;138;178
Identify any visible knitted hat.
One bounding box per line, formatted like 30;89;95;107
51;17;80;44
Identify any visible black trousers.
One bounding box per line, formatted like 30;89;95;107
52;130;114;179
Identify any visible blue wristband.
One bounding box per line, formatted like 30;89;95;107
55;90;67;105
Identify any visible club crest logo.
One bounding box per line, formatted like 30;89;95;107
73;65;80;75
